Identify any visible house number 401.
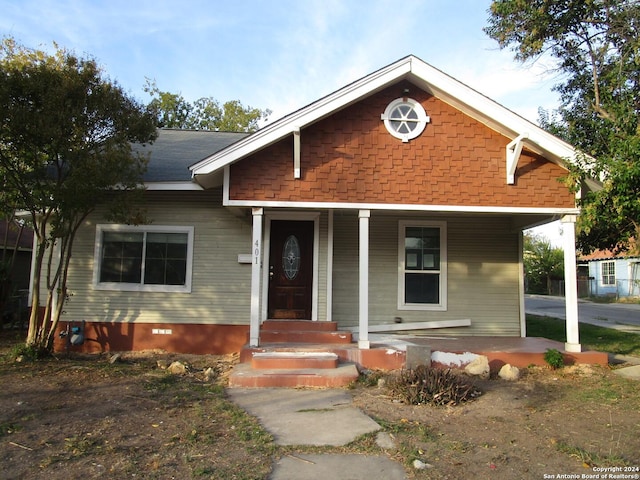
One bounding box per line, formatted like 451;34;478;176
254;240;260;265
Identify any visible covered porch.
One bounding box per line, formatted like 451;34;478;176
229;207;596;387
246;208;584;354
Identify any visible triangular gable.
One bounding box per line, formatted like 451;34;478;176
190;55;579;183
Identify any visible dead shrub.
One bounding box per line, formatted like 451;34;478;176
387;365;482;406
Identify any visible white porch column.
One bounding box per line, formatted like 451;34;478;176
326;210;334;321
358;210;370;349
562;215;581;352
250;208;263;347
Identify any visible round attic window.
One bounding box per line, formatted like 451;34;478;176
381;97;430;142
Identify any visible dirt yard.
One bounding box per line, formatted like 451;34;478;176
1;331;639;480
354;365;640;479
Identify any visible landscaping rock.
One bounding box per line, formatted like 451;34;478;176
168;361;187;375
498;364;520;381
413;459;433;470
464;355;490;378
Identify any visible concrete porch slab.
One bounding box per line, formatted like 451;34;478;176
372;334;609;370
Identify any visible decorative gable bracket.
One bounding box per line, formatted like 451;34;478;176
293;127;301;179
506;133;529;185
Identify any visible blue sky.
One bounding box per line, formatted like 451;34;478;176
0;0;565;243
1;0;563;123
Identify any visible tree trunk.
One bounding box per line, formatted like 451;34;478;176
26;238;46;347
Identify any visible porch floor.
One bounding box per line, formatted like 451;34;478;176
241;335;609;372
368;334;609;370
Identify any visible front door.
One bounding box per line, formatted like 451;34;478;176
268;220;313;319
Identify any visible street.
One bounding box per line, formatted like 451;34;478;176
525;295;640;332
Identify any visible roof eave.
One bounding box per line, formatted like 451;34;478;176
191;55;580;178
190;56;415;177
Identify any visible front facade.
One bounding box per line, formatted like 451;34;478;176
53;56;586;354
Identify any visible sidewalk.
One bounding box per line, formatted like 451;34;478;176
226;388;408;480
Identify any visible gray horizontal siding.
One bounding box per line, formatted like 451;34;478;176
60;189;253;325
58;195;522;336
332;213;522;336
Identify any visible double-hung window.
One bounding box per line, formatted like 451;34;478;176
601;261;616;286
94;225;194;293
398;220;447;310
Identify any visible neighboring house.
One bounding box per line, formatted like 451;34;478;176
52;56;588;355
1;219;33;323
579;250;640;298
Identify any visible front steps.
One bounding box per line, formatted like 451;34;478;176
230;362;360;388
258;320;353;344
229;320;361;388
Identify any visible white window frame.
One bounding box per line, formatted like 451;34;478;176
381;97;430;142
398;220;447;311
601;260;616;286
93;224;194;293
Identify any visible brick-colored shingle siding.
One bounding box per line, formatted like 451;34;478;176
229;82;575;208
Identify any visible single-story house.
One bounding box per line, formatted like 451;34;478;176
52;55;588;356
579;249;640;298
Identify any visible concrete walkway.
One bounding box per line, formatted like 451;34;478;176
226;388;408;480
614;364;640;380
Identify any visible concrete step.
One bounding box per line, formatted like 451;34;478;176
260;330;353;344
262;320;338;332
251;351;339;370
239;344;406;370
228;362;360;388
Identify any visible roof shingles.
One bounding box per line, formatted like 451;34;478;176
134;129;248;183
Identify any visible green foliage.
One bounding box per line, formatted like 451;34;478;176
485;1;640;255
523;233;564;294
387;365;481;406
144;79;271;132
0;37;157;352
544;348;565;369
9;342;48;361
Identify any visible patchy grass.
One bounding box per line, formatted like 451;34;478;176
2;331;640;479
553;439;631;467
527;314;640;356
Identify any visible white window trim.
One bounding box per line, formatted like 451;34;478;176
93;224;194;293
601;260;616;287
398;220;447;311
381;97;430;142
